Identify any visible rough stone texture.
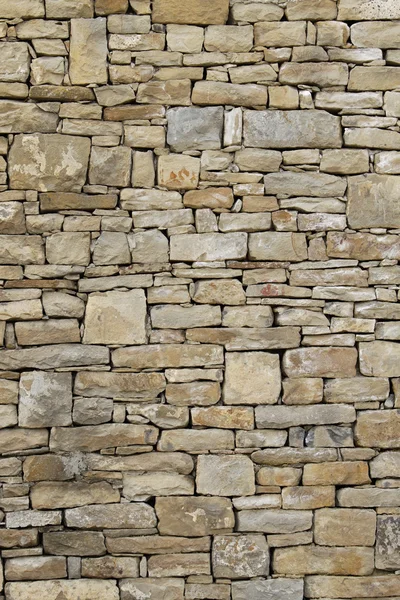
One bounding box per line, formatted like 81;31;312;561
0;0;398;594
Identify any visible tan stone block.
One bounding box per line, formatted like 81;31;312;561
158;429;233;452
81;556;139;579
46;232;90;266
191;406;254;430
349;67;400;91
274;545;374;576
255;22;306;46
9;134;90;192
137;80;192;105
156;496;234;536
355;409;400;448
280;62;348;87
303;462;370;486
286;0;337;20
249;232;307;261
113;344;223;369
305;575;400;598
120;579;184;600
123;472;194;498
15;319;80;346
83;290;146;345
281;485;335;510
283;378;323;405
19;371;72;428
283;347;357;378
65;502;156;529
5;556;66;581
70;18;107;84
158;154;200;190
224;352;281;406
0;0;44;18
30;481;119;509
184;188;233;209
166;381;220;406
106;535;209;555
5;580;119;600
269;86;299;109
351;21;400;48
212;534;269;579
192;81;267;108
314;508;376;546
205;25;253;53
50;424;158;452
192;279;245;305
257;467;301;487
167;25;204;53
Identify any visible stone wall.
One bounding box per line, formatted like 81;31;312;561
0;0;399;598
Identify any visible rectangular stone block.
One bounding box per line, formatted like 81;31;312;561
152;0;229;25
283;347;357;378
256;405;356;429
249;232;307;261
50;424;158;452
305;575;400;598
70;18;107;84
156;496;234;536
232;579;303;600
338;0;400;20
314;508;376;546
192;81;268;108
120;579;184;600
355;410;400;448
112;344;223;369
244;110;342;149
170;233;247;262
5;580;119;600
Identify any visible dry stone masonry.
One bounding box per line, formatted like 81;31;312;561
0;0;398;598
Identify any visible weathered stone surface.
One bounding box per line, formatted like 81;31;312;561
159;429;233;452
376;515;400;570
113;344;223;369
170;233;247;262
360;341;400;377
5;580;119;600
274;545;374;576
264;172;346;198
50;424;158;452
370;451;400;478
283;347;357;378
167;107;223;152
0;43;30;83
65;502;156;529
43;531;106;556
338;0;400;20
70;18;107;84
0;101;58;134
81;556;139;579
196;454;255;496
31;481;119;509
324;377;389;403
314;508;376;547
120;578;184;600
249;233;307;261
19;371;72;428
123;472;194;497
156;496;234;536
305;575;400;598
256;405;356;429
152;0;229;25
83;290;146;345
244;110;342;149
0;0;45;18
237;509;312;534
75;371;165;398
192;82;268;108
212;534;269;578
347;175;400;229
223;352;280;406
303;461;370;485
355;410;400;448
232;579;303;600
151;305;221;329
9;134;90;192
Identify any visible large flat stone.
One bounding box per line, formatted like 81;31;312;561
283;347;357;378
5;580;119;600
327;231;400;260
0;42;30;82
305;575;400;598
355;410;400;448
249;233;307;261
83;290;146;345
338;0;400;20
232;579;303;600
65;503;156;529
223;352;281;405
255;405;356;429
0;345;108;370
274;545;374;576
376;515;400;570
360;341;400;377
347;175;400;228
19;371;72;428
70;18;107;85
170;233;247;262
50;424;158;452
264;173;346;197
212;534;269;579
112;344;223;369
152;0;229;24
196;454;255;496
0;0;44;18
244;110;342;149
0;101;58;134
314;508;376;547
167;107;223;152
9;134;90;192
156;496;234;536
237;509;312;534
74;371;165;399
120;579;184;600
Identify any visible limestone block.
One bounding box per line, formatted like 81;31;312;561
205;25;253;53
83;290;146;345
274;545;374;576
19;371;72;428
314;508;376;546
376;515;400;570
152;0;229;25
9;134;90;192
158;154;200;190
254;22;306;46
89;146;132;187
283;347;357;378
192;81;268;108
0;43;30;82
355;410;400;448
70;18;107;84
156;496;234;536
249;232;307;261
167;107;223;152
232;579;303;600
224;352;281;405
30;481;120;509
65;502;156;529
5;580;119;600
338;0;400;20
244;110;342;149
120;579;184;600
212;534;269;578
